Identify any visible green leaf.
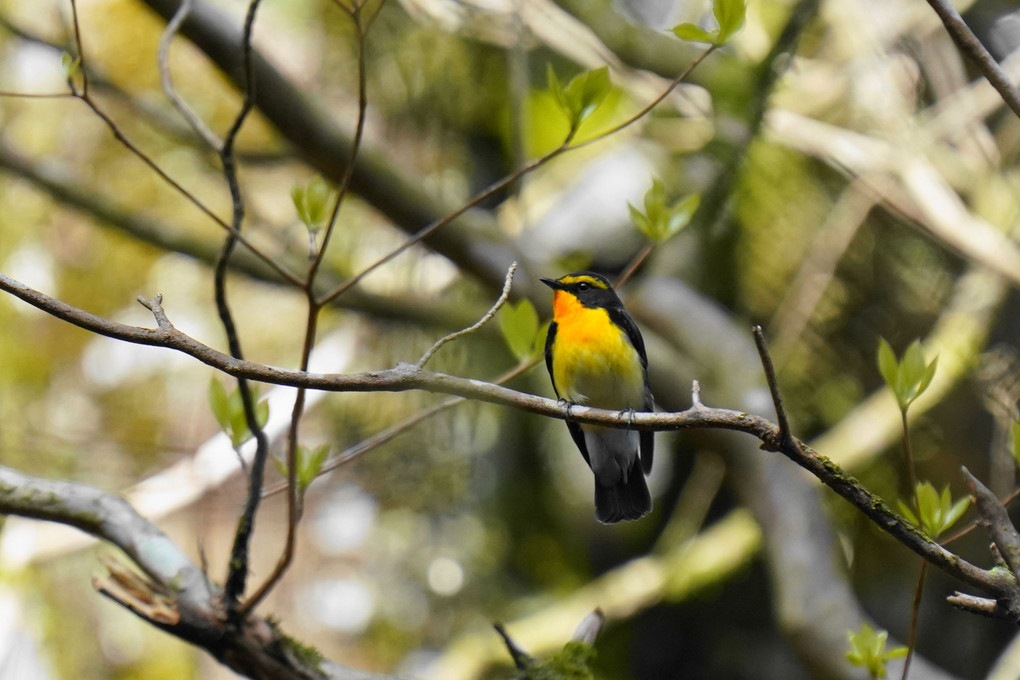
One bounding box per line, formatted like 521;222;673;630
671;23;719;44
547;63;568;116
522;641;596;680
209;380;269;448
901;481;970;539
208;378;232;433
272;454;288;478
628;203;652;238
846;623;905;679
500;300;541;362
876;338;937;413
567;66;611;126
292;176;335;231
61;52;81;81
664;193;700;240
255;395;270;429
877;338;899;396
629;180;700;244
714;0;747;44
296;444;330;492
547;65;613;130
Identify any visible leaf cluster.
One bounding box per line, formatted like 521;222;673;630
208;379;270;448
671;0;746;46
628;179;700;244
897;482;970;540
547;66;613;133
877;338;938;414
291;176;336;232
846;624;908;679
273;444;330;495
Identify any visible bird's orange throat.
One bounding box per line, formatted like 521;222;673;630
552;289;586;323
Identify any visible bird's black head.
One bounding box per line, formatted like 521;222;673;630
539;272;622;309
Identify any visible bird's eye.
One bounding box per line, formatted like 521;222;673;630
577;282;591;292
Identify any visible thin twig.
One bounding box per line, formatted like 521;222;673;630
218;0;268;611
691;380;705;409
572;45;718;151
63;0;299;288
494;623;532;670
614;243;653;290
0;91;74;98
157;0;222;150
319;44;718;307
752;325;793;445
319;140;572;307
261;357;541;498
901;561;927;680
309;0;370;285
238;0;377;616
69;0;89;96
418;262;517;368
925;0;1020;120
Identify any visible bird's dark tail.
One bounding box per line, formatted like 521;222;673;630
594;461;651;524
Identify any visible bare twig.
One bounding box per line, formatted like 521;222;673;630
158;0;223;150
901;561;928;680
924;0;1020;120
238;0;378;616
752;325;794;446
417;262;518;368
308;0;373;286
614;243;653;290
962;467;1020;590
691;380;705;409
218;0;269;611
318;44;718;307
69;0;89;96
261;358;541;498
494;623;532;671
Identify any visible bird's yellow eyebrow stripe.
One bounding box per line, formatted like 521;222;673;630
559;275;608;289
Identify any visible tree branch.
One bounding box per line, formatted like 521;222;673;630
925;0;1020;119
0;464;405;680
0;271;1012;603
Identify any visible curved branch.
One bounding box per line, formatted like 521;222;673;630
0;465;404;680
0;271;1010;602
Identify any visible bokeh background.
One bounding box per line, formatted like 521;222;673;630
2;0;1020;678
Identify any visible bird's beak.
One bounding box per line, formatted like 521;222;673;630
539;277;563;291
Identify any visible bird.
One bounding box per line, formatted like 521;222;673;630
540;271;653;523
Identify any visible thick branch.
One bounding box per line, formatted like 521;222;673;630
0;464;404;680
0;466;214;617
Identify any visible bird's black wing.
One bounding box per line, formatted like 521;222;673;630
545;321;560;397
545;321;592;468
607;306;648;369
566;420;591;469
608;306;654;474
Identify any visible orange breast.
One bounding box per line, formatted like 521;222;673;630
551;291;645;409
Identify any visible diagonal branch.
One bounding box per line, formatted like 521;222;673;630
0;464;405;680
925;0;1020;120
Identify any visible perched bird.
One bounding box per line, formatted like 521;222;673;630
540;272;653;523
